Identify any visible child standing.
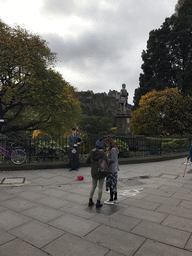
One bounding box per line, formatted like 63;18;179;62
104;137;119;205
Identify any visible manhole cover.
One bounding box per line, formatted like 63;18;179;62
1;177;26;185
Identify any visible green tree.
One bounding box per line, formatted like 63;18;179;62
78;115;113;136
0;20;81;135
131;88;192;136
134;0;192;109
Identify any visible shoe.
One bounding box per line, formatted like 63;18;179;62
96;200;103;208
69;168;73;171
88;198;94;207
113;199;118;203
104;199;114;205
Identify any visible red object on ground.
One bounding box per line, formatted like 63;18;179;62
77;175;84;180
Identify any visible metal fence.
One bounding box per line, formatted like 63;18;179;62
0;134;191;163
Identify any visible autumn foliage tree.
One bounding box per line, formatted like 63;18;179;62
131;88;192;136
134;0;192;109
0;20;81;135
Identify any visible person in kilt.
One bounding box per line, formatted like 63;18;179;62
68;128;82;171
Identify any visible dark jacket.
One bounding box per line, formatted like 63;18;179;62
68;134;82;150
86;148;109;180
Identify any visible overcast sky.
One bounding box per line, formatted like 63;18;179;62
0;0;178;104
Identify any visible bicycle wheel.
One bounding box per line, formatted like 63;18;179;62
11;149;26;165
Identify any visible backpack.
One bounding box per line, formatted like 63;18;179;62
97;158;109;175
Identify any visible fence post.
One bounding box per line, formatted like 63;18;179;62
28;134;32;163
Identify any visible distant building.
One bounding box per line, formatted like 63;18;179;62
108;90;120;100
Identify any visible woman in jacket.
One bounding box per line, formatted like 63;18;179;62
104;136;119;205
86;137;109;208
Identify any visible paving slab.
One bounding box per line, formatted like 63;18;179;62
43;232;109;256
156;204;192;219
28;177;54;185
85;224;145;256
60;203;97;219
121;197;160;210
172;192;192;201
9;220;65;248
142;187;175;197
121;206;167;223
48;213;100;237
0;197;38;212
47;175;74;184
159;185;192;194
0;192;17;201
0;238;48;256
35;196;69;209
131;220;190;248
21;205;64;223
0;206;7;212
160;174;178;179
134;239;192;256
179;200;192;210
0;210;31;231
40;188;69;198
18;191;47;201
90;213;141;232
64;192;89;204
0;229;15;245
143;194;182;206
105;251;125;256
162;215;192;232
185;235;192;251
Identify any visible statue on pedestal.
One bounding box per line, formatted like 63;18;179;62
119;84;128;114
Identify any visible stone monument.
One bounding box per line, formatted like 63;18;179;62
116;84;131;136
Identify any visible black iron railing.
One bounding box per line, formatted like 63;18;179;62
0;134;191;163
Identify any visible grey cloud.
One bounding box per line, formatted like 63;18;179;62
43;28;132;69
40;0;178;103
41;0;101;19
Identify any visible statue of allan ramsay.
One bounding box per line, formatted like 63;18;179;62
119;84;128;114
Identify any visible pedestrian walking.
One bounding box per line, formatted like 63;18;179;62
104;136;119;205
86;137;109;208
68;128;82;171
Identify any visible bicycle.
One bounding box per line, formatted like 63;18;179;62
0;142;26;165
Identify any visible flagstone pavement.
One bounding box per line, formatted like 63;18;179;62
0;157;192;255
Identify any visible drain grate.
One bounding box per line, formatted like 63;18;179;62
1;177;26;185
